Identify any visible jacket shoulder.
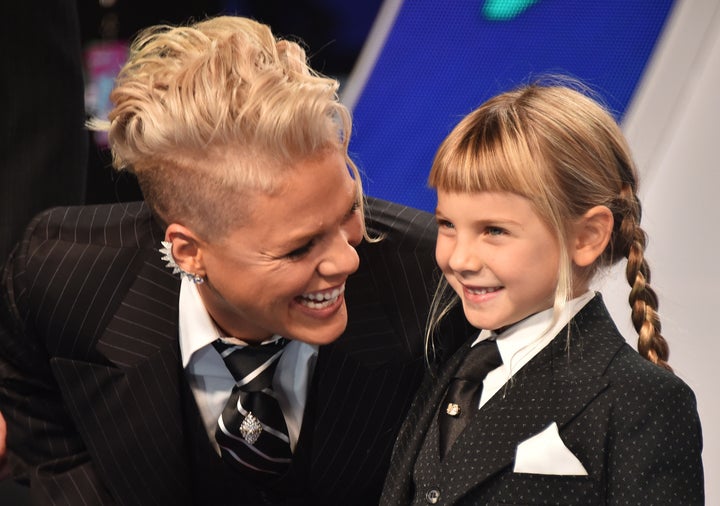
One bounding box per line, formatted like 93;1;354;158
23;201;158;250
358;197;439;295
2;202;165;357
364;197;437;249
607;343;698;404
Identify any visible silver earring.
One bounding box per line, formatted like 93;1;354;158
159;240;205;284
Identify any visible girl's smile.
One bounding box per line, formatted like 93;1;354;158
435;190;560;331
460;283;503;304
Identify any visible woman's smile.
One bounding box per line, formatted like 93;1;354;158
294;283;346;310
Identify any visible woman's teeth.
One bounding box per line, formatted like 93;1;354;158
299;285;345;309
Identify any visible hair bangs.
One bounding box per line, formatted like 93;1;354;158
429;108;547;203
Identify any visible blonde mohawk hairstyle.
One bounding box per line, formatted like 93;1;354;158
90;16;360;237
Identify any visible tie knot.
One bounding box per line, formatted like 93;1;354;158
213;337;287;391
455;339;502;382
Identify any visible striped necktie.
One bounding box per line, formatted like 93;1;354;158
213;336;291;478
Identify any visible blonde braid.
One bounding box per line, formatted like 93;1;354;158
616;185;671;371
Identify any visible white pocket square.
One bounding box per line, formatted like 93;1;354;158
513;422;588;476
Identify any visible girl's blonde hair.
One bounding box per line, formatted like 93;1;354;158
428;79;670;371
90;16;362;238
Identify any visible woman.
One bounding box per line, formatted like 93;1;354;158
0;16;465;505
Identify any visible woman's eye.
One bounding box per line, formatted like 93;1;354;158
286;241;314;259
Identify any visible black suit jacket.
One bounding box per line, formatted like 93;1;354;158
0;197;466;505
381;295;704;505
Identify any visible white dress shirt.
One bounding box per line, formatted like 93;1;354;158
177;278;318;452
474;291;595;408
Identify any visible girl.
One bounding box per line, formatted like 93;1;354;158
381;81;704;505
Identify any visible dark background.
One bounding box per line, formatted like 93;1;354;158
78;0;383;205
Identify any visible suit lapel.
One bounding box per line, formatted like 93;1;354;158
95;246;181;366
441;295;624;504
51;244;192;505
440;356;609;504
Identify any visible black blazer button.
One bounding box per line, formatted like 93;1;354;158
425;488;441;504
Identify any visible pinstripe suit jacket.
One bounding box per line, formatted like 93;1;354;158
380;295;704;505
0;197;466;505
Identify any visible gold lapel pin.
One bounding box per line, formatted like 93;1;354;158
446;403;460;416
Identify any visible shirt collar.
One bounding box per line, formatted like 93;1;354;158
177;278;285;369
178;278;222;368
472;291;595;374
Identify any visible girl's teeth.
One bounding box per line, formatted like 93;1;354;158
468;287;500;295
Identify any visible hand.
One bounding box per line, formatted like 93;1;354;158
0;410;9;480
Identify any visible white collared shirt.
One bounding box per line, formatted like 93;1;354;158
178;277;318;452
473;291;595;408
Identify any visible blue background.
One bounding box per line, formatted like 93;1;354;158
349;0;675;212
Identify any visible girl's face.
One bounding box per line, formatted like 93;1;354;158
435;190;561;331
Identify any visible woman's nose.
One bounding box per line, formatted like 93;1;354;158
317;218;362;278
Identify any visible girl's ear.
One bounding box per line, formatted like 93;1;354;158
571;206;614;267
165;223;206;276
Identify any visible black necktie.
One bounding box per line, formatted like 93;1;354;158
213;337;292;479
438;338;502;458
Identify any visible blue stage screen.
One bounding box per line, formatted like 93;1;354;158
349;0;675;212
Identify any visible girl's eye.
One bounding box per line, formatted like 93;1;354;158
486;226;506;236
343;201;360;222
437;219;454;229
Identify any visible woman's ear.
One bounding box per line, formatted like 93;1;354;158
571;206;614;267
165;223;206;276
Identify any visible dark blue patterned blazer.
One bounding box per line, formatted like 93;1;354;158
380;294;704;505
0;197;466;506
